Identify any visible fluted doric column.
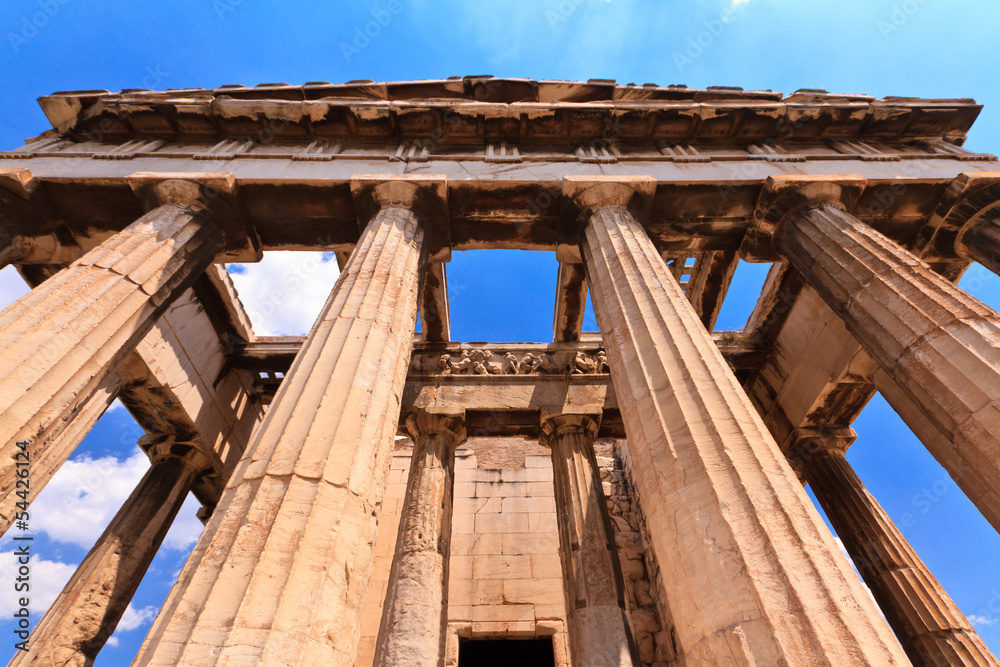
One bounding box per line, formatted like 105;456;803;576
569;175;907;665
135;176;441;667
791;429;999;667
0;177;233;536
374;412;465;667
10;439;210;667
540;414;635;667
756;175;1000;532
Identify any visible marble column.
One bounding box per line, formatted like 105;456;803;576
791;429;999;667
957;218;1000;276
374;413;465;667
0;371;124;536
10;439;209;667
571;176;908;665
767;179;1000;532
929;172;1000;278
540;414;635;667
135;177;437;667
0;182;224;537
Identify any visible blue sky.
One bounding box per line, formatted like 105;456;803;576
1;0;999;662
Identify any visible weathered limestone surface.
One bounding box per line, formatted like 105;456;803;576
541;415;634;667
576;180;908;665
0;199;222;535
444;440;573;666
791;431;1000;667
958;217;1000;276
10;442;207;667
134;186;429;666
598;442;676;667
125;277;264;479
775;199;1000;531
374;414;465;667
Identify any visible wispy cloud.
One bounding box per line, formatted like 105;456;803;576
969;614;997;627
0;555;77;615
31;452;149;549
227;252;341;336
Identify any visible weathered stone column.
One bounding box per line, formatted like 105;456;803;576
374;412;465;667
790;429;1000;667
928;172;1000;277
540;414;635;667
135;175;442;667
0;175;237;537
569;175;907;665
9;438;210;667
757;175;1000;532
0;371;124;536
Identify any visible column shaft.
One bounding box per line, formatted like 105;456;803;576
543;415;634;667
135;200;428;666
775;204;1000;530
796;440;999;667
580;201;907;665
10;449;201;667
374;414;464;667
0;204;221;536
958;218;1000;277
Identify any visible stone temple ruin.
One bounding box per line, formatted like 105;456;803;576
1;76;999;666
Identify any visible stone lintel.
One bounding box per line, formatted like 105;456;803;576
919;171;1000;260
558;175;656;262
127;171;262;262
351;173;451;263
743;174;868;261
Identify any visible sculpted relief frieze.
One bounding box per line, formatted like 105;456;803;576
409;346;610;376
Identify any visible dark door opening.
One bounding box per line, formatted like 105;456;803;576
458;637;556;666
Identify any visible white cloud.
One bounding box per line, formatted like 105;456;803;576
969;614;997;627
227;252;341;336
160;495;204;552
0;554;78;615
730;0;755;8
116;604;158;631
31;452;149;549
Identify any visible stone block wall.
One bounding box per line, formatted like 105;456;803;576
355;437;572;667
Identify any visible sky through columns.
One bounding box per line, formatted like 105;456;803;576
0;0;999;662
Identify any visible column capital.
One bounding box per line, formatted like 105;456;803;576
127;171;262;262
785;428;857;482
351;174;450;262
558;175;656;262
137;434;218;476
538;412;600;447
0;168;80;265
743;174;867;261
404;411;467;445
921;171;1000;259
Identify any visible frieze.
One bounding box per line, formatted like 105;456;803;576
409;345;609;376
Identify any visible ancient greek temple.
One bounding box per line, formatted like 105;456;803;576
2;77;1000;667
